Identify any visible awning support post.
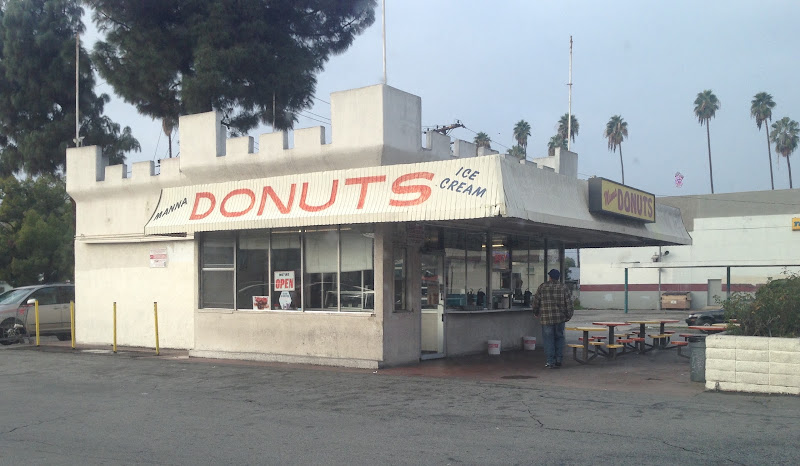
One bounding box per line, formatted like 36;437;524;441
726;266;731;301
624;268;629;314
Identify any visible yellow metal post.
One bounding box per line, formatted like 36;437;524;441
70;301;75;349
113;302;117;353
34;299;40;346
153;302;160;356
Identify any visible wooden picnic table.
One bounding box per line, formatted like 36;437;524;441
566;326;606;363
626;320;660;352
592;321;629;345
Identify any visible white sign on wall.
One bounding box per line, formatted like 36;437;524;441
274;271;295;291
149;247;168;268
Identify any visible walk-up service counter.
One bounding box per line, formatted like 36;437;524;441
66;84;691;368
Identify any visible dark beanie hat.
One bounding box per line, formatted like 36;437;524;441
548;269;561;280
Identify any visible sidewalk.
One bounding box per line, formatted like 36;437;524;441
9;320;705;398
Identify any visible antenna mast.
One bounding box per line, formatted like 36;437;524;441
74;31;83;147
382;0;387;84
567;35;573;151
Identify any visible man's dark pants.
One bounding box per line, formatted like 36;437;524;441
541;322;565;365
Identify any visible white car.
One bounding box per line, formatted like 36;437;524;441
0;284;75;345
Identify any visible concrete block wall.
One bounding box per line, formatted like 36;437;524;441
705;335;800;395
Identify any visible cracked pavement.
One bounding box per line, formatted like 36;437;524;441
1;346;798;465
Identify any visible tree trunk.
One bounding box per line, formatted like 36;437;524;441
765;125;775;190
787;154;794;189
619;144;625;185
706;122;714;194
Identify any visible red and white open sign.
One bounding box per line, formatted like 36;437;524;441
274;271;295;291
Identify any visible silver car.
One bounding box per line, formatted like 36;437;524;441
0;284;75;345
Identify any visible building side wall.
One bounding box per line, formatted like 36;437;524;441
381;224;422;367
74;240;196;349
581;212;800;310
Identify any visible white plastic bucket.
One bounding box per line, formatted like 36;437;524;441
523;336;537;351
487;339;501;355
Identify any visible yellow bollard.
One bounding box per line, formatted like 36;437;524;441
34;299;40;347
154;302;160;356
113;302;117;353
70;301;75;349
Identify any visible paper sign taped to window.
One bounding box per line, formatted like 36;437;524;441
274;271;295;291
252;296;270;311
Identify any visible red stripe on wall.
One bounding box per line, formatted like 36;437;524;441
580;283;762;293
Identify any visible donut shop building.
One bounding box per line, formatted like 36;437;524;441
66;84;691;368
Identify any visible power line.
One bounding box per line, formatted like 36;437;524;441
312;96;330;105
303;110;331;122
298;112;331;126
461;125;511;151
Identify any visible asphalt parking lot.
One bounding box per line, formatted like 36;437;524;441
3;327;800;465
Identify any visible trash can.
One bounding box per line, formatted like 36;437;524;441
688;335;706;382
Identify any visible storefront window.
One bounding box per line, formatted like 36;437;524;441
444;229;467;309
237;231;269;310
511;236;533;307
271;229;301;310
198;226;373;312
491;233;511;309
304;227;339;310
340;225;374;310
200;232;235;308
465;232;487;308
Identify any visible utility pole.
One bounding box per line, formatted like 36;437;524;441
431;121;464;135
382;0;387;84
74;32;83;147
567;35;573;151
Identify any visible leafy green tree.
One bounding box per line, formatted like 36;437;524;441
693;90;720;193
473;132;491;152
0;0;139;176
0;175;74;285
724;274;800;337
604;115;628;184
512;120;531;156
89;0;377;135
547;134;567;157
770;117;799;188
750;92;777;190
506;145;525;160
557;113;579;144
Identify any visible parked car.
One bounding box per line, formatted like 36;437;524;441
685;308;725;326
0;283;74;345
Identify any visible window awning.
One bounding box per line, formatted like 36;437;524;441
144;155;691;248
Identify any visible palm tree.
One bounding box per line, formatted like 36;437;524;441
750;92;777;190
473;132;491;154
507;145;525;160
694;90;721;193
547;134;567;157
770;117;799;188
513;120;531;156
557;113;579;145
604;115;628;184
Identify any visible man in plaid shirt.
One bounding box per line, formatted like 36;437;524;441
532;269;574;368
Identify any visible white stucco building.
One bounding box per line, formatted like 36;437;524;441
66;84;691;368
580;190;800;310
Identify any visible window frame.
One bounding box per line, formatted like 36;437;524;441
198;226;374;314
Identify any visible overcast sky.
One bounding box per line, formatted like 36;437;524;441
90;0;800;197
